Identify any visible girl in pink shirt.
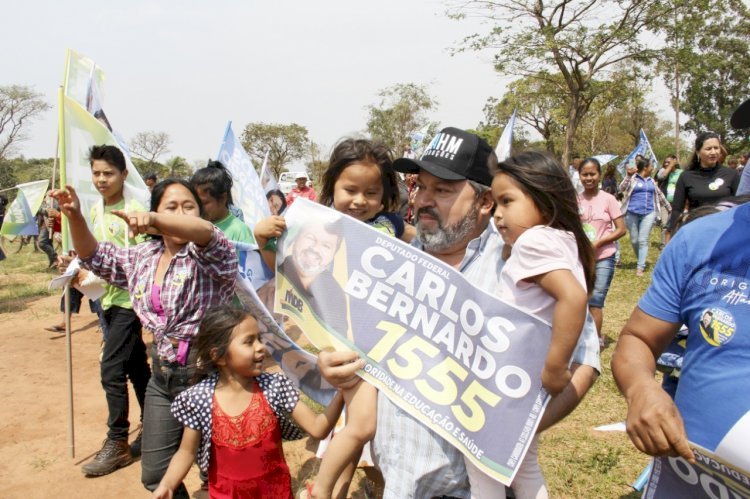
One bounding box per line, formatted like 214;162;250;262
577;157;626;344
467;151;595;499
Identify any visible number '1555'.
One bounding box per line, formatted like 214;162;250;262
367;320;513;432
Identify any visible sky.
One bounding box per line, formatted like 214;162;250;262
4;0;512;168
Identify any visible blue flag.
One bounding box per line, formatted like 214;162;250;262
234;241;274;290
216;122;271;228
592;154;618;166
617;129;658;177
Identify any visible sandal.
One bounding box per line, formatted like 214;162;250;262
45;324;65;333
297;481;314;499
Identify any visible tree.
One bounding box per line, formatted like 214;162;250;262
0;157;54;193
129;131;171;168
240;122;310;179
163;156;193;179
655;0;704;160
563;66;678;161
656;0;750;156
450;0;671;166
307;141;328;189
0;85;50;161
678;0;750;152
366;83;439;155
479;74;567;155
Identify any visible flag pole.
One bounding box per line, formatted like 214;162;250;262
58;85;75;459
51;127;60;192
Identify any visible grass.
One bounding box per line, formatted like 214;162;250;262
29;456;55;471
541;228;666;498
0;229;668;497
0;239;56;314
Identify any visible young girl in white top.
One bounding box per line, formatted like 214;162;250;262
467;151;595;499
254;138;414;499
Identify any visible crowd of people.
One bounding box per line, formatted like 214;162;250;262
3;97;746;498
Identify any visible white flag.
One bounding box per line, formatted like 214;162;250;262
259;151;279;193
495;109;517;161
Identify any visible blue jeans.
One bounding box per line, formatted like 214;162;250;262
589;255;616;308
140;345;193;498
38;225;57;266
625;211;656;270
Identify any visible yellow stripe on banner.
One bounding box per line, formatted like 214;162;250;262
275;274;349;353
62;48;71;95
58;86;69;255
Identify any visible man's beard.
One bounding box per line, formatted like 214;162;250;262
293;248;328;274
416;204;479;252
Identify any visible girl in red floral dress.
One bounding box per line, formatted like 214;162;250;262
152;306;343;499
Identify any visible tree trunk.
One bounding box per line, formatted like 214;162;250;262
562;98;581;168
674;63;681;161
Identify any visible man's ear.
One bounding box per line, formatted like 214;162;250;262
478;189;495;217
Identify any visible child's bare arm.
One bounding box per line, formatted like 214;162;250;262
400;224;416;243
534;269;588;396
253;216;286;270
152;427;200;498
291;390;345;439
340;381;377;443
312;382;377;499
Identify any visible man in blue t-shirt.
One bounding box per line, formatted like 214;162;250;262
612;201;750;471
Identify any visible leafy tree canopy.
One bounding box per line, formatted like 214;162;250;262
240;122;310;179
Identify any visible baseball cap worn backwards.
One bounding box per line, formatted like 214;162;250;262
731;98;750;129
394;127;494;186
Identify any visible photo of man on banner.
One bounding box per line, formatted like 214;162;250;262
277;215;349;337
306;126;602;498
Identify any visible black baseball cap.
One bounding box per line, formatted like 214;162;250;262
394;127;495;186
731;98;750;129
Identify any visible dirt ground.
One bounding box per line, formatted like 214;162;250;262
0;293;374;499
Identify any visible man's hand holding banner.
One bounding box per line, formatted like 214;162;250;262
645;443;750;498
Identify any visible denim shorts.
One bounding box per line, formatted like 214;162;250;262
589;255;616;308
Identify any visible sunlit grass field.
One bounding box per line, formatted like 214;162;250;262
0;228;667;497
0;239;56;314
541;229;665;498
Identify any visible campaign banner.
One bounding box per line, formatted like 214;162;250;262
592;154;618;166
273;199;551;485
61;95;150;232
63;49;106;111
616;129;658;177
234;261;336;406
234;241;275;291
645;443;750;499
495;109;516;161
64;49;135;167
409;123;433;155
259;151;279;194
216;122;271;227
0;180;49;238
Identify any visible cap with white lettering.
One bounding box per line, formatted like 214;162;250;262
394;127;495;186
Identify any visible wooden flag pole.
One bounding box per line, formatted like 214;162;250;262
58;85;75;459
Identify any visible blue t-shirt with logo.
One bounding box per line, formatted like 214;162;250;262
639;203;750;467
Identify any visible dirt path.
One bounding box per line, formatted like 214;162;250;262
0;293;362;499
